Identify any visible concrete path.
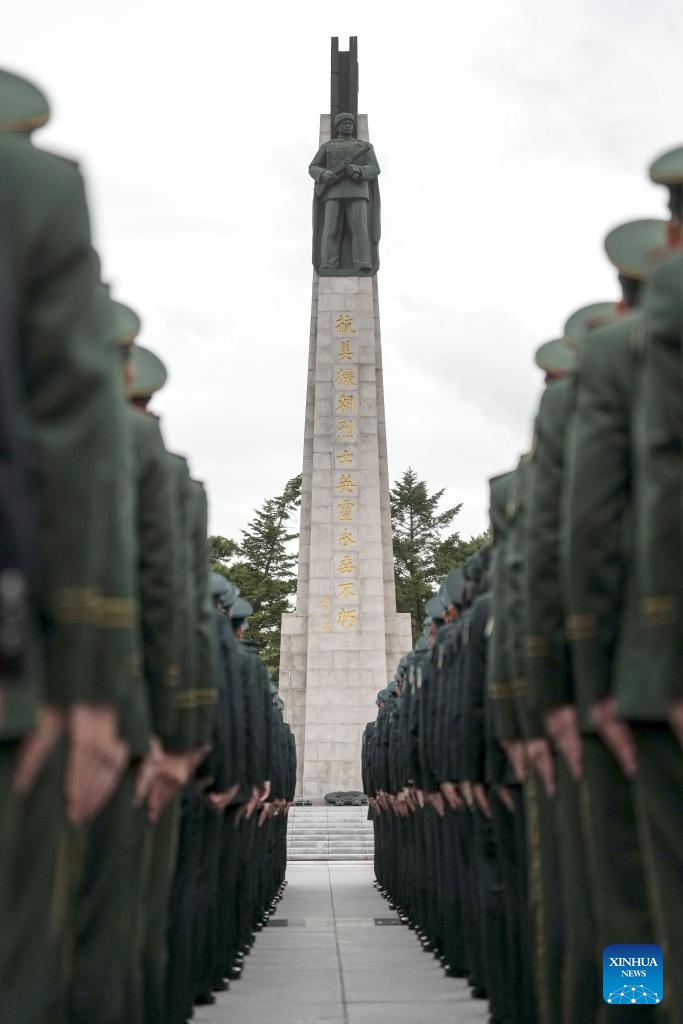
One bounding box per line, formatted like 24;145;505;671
195;861;489;1024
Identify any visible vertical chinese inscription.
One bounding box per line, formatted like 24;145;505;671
333;311;359;631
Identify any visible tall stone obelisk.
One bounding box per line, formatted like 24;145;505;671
279;38;412;800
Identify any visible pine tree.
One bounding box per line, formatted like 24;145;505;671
390;467;489;640
209;474;302;682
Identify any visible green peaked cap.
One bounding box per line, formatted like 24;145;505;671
94;285;140;347
0;69;50;133
111;300;141;347
649;145;683;185
209;572;240;609
534;337;577;374
129;345;168;399
563;302;619;348
425;595;447;621
231;596;253;620
445;567;465;607
604;218;669;281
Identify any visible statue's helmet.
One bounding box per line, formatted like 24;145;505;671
334;111;355;127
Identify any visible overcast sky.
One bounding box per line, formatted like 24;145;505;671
5;0;683;541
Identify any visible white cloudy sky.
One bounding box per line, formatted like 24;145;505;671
5;0;683;540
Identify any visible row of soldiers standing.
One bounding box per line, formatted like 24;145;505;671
363;141;683;1023
0;68;296;1024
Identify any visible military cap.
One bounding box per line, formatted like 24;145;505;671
209;571;230;600
231;596;253;621
414;635;429;653
464;553;482;583
563;302;618;348
222;580;240;609
129;345;168;399
649;145;683;185
111;300;141;348
534;337;577;375
387;678;399;695
445;567;465;607
335;111;355;126
425;595;447;621
603;218;669;280
0;69;49;133
478;544;492;572
209;571;240;609
376;688;391;706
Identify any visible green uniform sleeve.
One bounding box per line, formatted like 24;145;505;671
634;254;683;707
488;471;524;742
564;319;633;722
130;409;180;747
164;453;196;749
187;480;217;748
6;140;134;707
525;380;572;715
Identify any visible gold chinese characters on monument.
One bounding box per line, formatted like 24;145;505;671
312;311;362;633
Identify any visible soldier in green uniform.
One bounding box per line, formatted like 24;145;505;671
123;340;214;1023
488;464;541;1024
629;148;683;1014
0;70;132;1024
529;220;667;1024
562;224;673;1021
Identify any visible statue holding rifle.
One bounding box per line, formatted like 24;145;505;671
309;112;381;275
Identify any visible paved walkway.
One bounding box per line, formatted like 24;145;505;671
195;862;489;1024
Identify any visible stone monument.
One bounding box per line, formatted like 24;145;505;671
278;37;412;801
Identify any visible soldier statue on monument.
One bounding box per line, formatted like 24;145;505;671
309;111;381;275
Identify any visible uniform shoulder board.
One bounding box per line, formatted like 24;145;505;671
437;645;444;670
416;667;422;689
485;616;494;639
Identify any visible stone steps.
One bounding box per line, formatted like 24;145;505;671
287;806;374;862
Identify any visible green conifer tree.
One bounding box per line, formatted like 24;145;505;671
390;468;489;640
209;474;302;681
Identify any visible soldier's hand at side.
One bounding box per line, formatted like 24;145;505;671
440;781;462;810
13;705;65;796
346;164;361;179
460;780;474;809
66;704;128;824
526;737;556;797
501;740;526;783
207;784;240;814
544;704;583;780
495;784;516;814
591;697;637;779
244;786;260;819
260;780;272;803
134;736;165;806
473;783;492;820
427;790;446;817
